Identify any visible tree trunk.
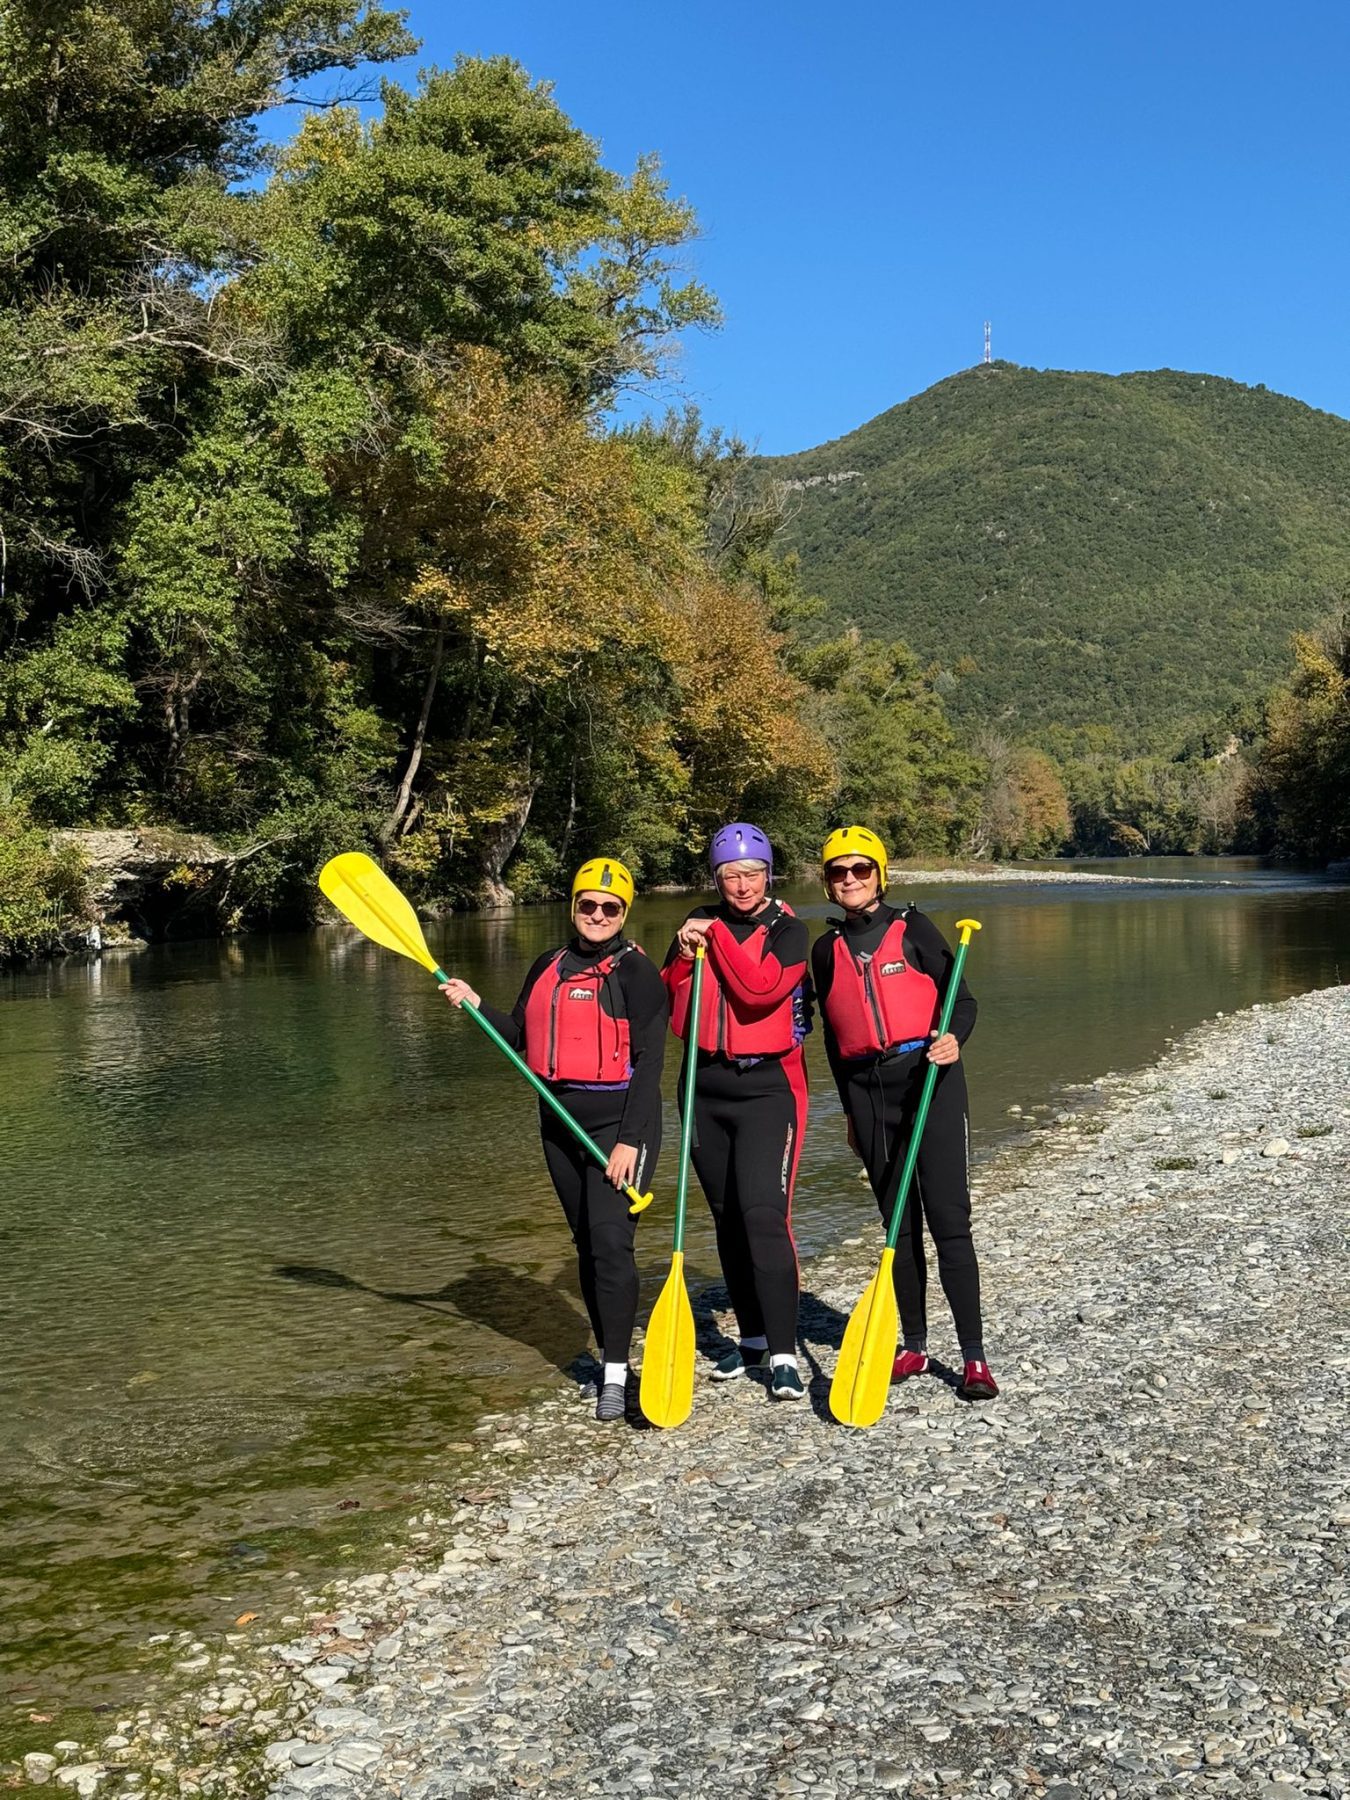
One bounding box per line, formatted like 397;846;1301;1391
380;626;445;849
557;757;579;869
164;669;201;805
476;761;541;907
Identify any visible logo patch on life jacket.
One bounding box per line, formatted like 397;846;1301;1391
880;959;907;976
568;987;595;1001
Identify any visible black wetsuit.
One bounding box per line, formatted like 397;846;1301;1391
662;902;810;1358
482;935;667;1365
812;903;985;1361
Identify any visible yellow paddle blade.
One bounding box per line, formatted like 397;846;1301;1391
318;852;440;976
828;1247;899;1428
639;1252;696;1430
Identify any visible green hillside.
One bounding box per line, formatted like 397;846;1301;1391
765;363;1350;749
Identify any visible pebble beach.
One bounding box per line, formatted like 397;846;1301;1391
15;985;1349;1800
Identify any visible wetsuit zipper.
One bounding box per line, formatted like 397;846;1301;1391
859;952;889;1051
548;980;562;1079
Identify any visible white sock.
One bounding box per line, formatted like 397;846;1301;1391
739;1334;768;1353
603;1361;628;1388
770;1353;797;1371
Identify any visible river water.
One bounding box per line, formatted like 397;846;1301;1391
1;859;1346;1737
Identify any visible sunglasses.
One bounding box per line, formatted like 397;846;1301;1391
575;898;625;920
827;860;878;883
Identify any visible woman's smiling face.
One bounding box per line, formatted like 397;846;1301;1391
826;857;881;909
573;891;626;942
716;859;769;913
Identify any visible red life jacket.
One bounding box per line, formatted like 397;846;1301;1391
523;948;634;1084
823;917;939;1059
669;922;799;1058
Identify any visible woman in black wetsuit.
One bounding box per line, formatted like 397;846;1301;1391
812;826;998;1400
662;822;811;1402
439;856;667;1422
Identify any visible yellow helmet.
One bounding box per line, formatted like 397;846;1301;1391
571;856;634;912
820;826;889;895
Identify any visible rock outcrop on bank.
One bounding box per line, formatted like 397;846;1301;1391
51;828;240;944
15;988;1349;1798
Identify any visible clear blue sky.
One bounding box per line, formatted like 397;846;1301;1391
302;0;1350;454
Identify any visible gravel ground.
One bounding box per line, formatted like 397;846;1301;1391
19;987;1348;1799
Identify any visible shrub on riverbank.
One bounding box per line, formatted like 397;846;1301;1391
0;811;90;960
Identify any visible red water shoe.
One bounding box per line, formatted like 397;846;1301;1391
891;1350;930;1381
960;1359;999;1399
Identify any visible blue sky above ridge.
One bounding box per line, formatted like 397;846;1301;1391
269;0;1350;454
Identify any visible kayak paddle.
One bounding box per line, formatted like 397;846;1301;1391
828;918;983;1428
639;943;704;1429
318;852;654;1215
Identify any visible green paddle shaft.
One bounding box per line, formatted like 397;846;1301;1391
442;969;649;1212
881;931;975;1253
671;946;706;1255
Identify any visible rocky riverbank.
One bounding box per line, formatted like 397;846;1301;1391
13;987;1349;1799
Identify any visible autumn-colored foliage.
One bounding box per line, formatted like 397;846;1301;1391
1251;619;1350;861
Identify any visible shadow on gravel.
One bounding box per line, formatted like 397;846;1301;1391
925;1355;968;1397
273;1259;590;1376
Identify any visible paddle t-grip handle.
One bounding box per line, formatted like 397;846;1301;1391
441;971;653;1215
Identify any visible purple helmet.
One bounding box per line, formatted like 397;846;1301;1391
709;822;773;877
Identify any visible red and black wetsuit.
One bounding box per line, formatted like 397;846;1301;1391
662;900;810;1359
812;902;986;1362
480;934;667;1365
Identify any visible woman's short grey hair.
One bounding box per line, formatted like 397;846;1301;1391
717;858;769;876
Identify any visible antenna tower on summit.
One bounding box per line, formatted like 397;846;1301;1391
983;321;992;365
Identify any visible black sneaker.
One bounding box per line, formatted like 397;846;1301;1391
595;1381;627;1422
711;1345;769;1381
769;1363;805;1402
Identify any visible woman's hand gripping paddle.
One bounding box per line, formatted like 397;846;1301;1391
639;944;704;1429
829;919;983;1428
318;852;654;1215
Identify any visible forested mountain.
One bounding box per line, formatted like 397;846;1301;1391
765;363;1350;749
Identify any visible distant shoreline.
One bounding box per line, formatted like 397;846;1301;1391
651;863;1218;893
12;861;1204;963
